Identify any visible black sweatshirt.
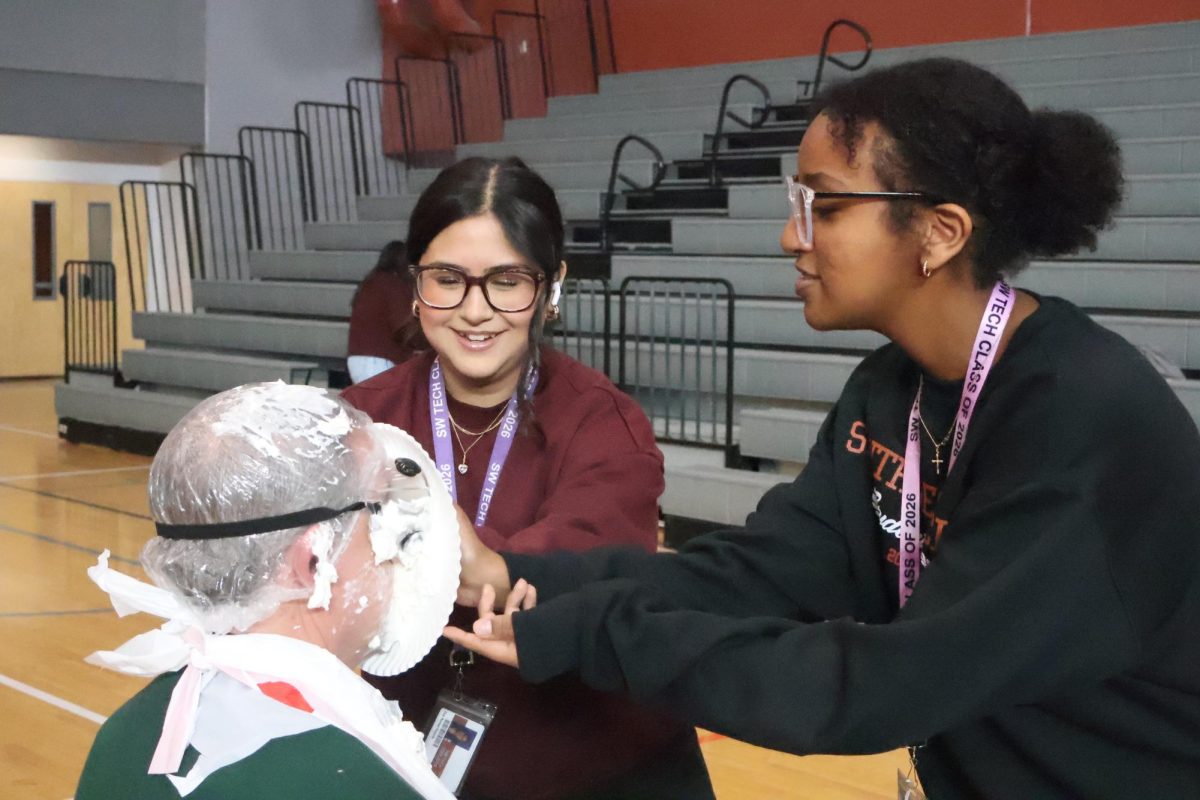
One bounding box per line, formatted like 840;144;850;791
505;296;1200;798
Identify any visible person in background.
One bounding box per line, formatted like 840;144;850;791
446;59;1200;799
348;239;417;383
342;157;714;800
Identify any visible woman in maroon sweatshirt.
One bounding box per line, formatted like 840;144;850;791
341;157;713;800
346;239;418;383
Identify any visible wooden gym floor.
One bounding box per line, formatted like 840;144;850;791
0;378;908;799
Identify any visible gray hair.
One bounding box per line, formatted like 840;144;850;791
140;383;377;633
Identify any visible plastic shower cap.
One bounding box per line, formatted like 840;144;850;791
140;382;380;633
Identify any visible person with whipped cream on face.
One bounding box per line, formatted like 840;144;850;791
76;383;474;800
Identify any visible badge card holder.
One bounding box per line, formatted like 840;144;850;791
897;743;928;800
424;646;497;796
897;770;928;800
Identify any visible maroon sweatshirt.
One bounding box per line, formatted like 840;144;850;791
346;269;416;363
342;348;700;799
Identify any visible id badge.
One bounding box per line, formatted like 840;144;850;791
425;689;497;796
897;769;928;800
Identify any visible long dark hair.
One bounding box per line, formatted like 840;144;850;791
812;58;1124;287
405;157;565;428
351;239;407;305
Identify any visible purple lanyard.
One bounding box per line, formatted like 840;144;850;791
899;281;1014;608
428;358;532;529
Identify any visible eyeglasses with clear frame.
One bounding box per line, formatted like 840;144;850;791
411;264;545;313
785;175;940;248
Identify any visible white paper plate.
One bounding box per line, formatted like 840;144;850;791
360;423;462;677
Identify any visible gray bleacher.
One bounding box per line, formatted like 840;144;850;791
56;20;1200;528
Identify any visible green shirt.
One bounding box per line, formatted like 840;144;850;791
77;671;423;800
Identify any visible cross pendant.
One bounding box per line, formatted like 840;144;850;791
931;449;943;475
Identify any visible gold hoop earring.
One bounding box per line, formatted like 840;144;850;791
411;300;420;316
921;260;932;279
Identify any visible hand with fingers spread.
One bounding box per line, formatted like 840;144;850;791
455;504;512;608
444;578;537;669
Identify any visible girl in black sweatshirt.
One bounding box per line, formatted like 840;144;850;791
447;58;1200;799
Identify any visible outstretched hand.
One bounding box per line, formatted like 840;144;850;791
443;578;537;669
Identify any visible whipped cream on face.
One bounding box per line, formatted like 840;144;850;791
307;523;339;611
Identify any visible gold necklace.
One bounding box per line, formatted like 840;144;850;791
917;374;955;476
447;405;508;475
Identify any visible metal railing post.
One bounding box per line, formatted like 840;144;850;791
708;75;772;187
804;19;873;100
494;10;549;101
62;260;120;384
618;276;736;460
601;135;667;251
584;0;601;92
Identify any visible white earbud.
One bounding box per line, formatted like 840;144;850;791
549;281;562;306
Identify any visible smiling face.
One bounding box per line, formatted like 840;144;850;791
416;213;543;404
782;114;924;333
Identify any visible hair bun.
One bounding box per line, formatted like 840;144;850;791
1018;109;1124;257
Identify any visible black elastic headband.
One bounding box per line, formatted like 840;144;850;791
155;501;382;541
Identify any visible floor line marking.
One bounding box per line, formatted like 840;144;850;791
0;672;107;725
0;608;112;619
0;465;150;482
0;483;152;521
0;423;59;440
0;522;140;566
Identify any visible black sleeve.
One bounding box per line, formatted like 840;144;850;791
511;479;1142;756
504;407;859;622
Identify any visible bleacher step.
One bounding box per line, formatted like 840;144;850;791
194;279;354;318
598;24;1200;94
672;216;1200;261
560;66;1200;116
55;382;199;436
608;254;1200;312
738;405;830;463
503;102;759;141
304;221;407;252
122;348;325;392
133;312;348;360
661;462;785;526
726;174;1200;218
455;130;705;165
249;250;374;283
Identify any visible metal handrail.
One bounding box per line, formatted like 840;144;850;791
237;126;313;249
582;0;617;85
397;81;416;159
583;0;602;90
120;180;202;313
708;74;772;186
448;32;512;120
554;277;611;377
600;0;617;74
179;152;259;279
493;10;549;100
345;77;415;188
294;101;364;220
617;275;736;462
395;55;463;144
798;19;873;100
599;134;667;251
61;260;119;384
